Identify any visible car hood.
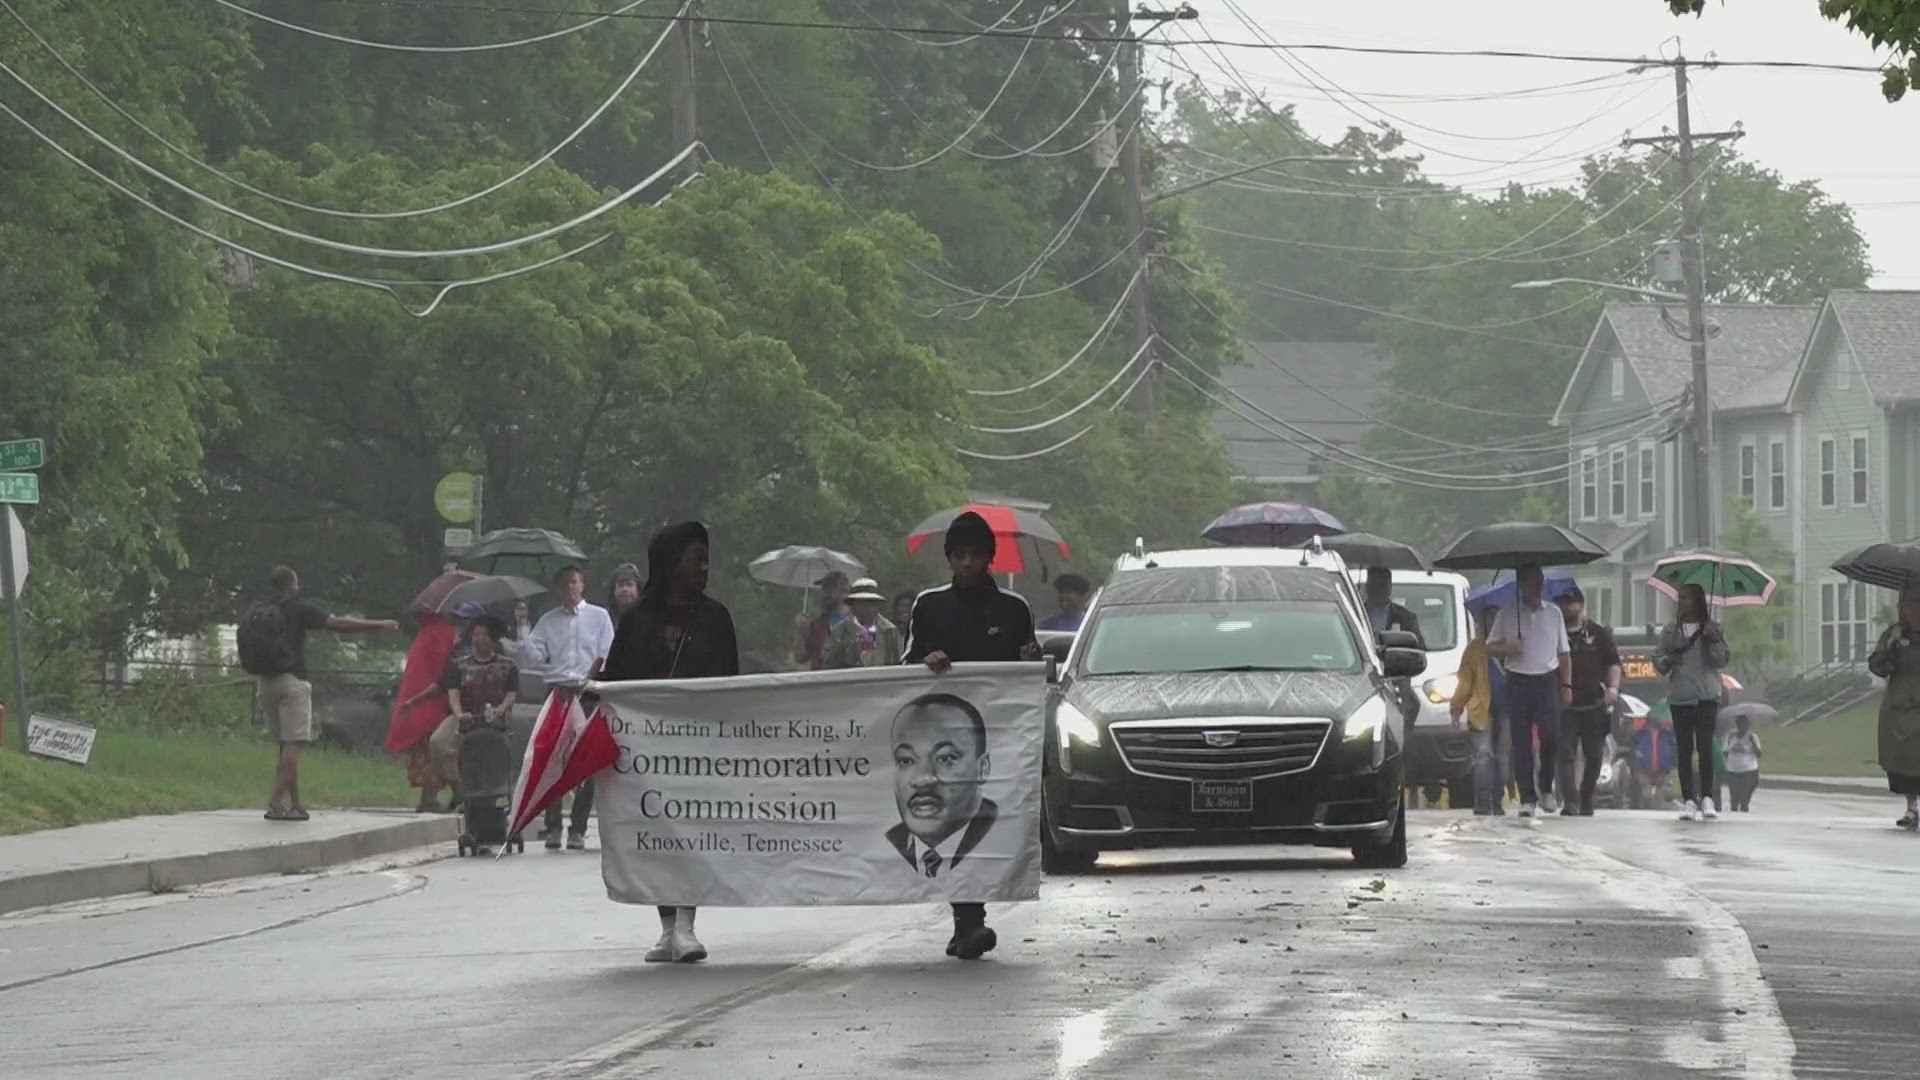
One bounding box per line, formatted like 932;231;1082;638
1067;671;1376;723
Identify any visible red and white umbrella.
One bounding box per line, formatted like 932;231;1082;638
503;687;618;849
906;502;1069;576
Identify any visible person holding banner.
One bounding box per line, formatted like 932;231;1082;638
902;510;1040;960
601;520;739;964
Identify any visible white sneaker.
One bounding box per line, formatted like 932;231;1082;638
1679;800;1699;822
1540;792;1561;815
670;925;707;963
644;929;676;963
1700;799;1720;821
1518;803;1536;819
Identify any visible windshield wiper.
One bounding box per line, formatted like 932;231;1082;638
1178;664;1299;673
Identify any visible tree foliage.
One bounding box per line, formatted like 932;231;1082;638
1666;0;1920;100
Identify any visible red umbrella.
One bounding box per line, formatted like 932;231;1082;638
504;686;618;849
410;570;482;615
907;503;1070;576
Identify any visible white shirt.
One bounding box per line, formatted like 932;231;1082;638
1725;732;1761;773
521;601;615;683
906;831;966;878
1490;601;1571;677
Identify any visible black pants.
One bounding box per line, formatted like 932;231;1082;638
1558;704;1611;804
1726;771;1759;811
545;776;595;834
1671;701;1719;805
952;902;985;931
1507;673;1562;803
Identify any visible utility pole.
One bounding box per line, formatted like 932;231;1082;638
1623;53;1741;548
671;0;702;182
1115;3;1197;422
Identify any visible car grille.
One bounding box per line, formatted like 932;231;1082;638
1112;720;1331;781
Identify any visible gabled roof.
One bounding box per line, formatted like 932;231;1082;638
1552;302;1819;425
1786;290;1920;407
1211;341;1388;483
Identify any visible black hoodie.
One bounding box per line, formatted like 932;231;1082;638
601;522;739;681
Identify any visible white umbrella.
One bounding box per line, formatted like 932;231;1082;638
750;546;866;610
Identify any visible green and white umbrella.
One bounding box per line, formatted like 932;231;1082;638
1647;549;1776;608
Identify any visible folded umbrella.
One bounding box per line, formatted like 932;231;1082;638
1202;502;1345;548
503;687;618;852
1648;549;1776;608
1832;541;1920;592
1433;521;1608;572
1320;532;1427;572
908;503;1069;576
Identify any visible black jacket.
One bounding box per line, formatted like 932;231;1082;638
902;583;1036;664
1369;601;1425;649
602;596;739;682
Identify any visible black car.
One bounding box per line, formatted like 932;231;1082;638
1041;562;1426;873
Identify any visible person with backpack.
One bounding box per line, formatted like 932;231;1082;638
240;566;398;821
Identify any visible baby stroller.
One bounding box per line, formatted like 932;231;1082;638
456;706;525;856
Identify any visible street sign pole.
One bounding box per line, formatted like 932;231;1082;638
0;511;27;751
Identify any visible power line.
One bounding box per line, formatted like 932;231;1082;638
960;338;1154;434
962;271;1140;397
211;0;652;52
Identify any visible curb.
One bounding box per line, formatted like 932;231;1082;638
0;814;460;917
1765;776;1884;797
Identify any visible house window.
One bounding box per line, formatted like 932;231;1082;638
1851;431;1870;507
1610;357;1625;400
1638;443;1655;516
1768;440;1787;510
1737;443;1756;507
1579;448;1598;520
1609;446;1626;518
1820;437;1837;508
1821;581;1875;663
1838;353;1852;391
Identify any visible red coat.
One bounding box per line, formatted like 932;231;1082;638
387;615;455;754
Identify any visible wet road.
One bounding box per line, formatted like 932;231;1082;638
0;787;1911;1078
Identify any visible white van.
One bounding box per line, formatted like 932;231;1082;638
1349;568;1474;804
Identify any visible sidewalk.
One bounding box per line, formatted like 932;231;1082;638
1768;773;1885;796
0;809;459;916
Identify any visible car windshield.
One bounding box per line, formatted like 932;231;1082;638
1080;601;1361;676
1377;583;1461;651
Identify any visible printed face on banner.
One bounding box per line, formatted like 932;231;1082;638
891;694;992;848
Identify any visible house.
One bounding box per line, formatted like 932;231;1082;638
1211;341;1389;489
1552;291;1920;674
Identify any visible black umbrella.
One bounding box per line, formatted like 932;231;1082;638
1319;532;1428;572
1833;541;1920;592
1432;521;1608;572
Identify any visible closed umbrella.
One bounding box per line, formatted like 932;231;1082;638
1432;521;1608;572
907;503;1069;577
1320;532;1427;572
458;528;589;582
1202;502;1345;548
1833;541;1920;592
1648;549;1776;607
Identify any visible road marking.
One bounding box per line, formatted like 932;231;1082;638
1530;833;1796;1079
1665;956;1706;980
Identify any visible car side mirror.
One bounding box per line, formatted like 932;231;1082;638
1378;629;1420;651
1381;647;1427;680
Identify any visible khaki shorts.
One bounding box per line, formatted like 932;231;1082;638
259;674;314;744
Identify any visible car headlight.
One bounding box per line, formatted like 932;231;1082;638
1057;700;1100;749
1343;697;1387;741
1422;673;1459;705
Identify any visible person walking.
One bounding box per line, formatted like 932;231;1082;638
1361;566;1425;645
522;565;616;849
607;563;642;621
1486;565;1572;820
390;611;459;813
821;577;903;668
238;566;398;822
793;571;854;670
601;521;739;963
1038;573;1093;632
1450;605;1507;815
903;511;1041;960
1868;585;1920;830
1655;583;1732;822
1555;587;1621;817
1722;714;1763;812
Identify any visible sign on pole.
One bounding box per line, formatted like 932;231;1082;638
0;438;45;472
434;472;479;524
1;504;27;749
444;527;474;551
0;473;39;505
26;714;95;766
4;507;23;594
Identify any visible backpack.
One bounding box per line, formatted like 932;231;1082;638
237;599;296;676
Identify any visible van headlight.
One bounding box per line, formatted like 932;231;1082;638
1057;701;1100;749
1422;673;1458;705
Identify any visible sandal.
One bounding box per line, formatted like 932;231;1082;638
265;805;296;821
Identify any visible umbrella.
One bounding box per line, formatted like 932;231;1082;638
907;503;1069;576
458;528;589;583
1320;532;1427;572
749;546;866;588
1833;541;1920;592
1466;567;1581;615
410;570;482;615
1721;702;1777;726
441;574;545;612
1202;502;1345;547
1647;549;1776;608
1432;521;1608;572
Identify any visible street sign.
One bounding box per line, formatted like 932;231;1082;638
26;714;95;766
434;472;479;524
4;507;23;593
444;527;474;550
0;438;44;472
0;473;38;505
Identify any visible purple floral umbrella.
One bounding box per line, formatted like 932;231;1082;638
1202;502;1347;547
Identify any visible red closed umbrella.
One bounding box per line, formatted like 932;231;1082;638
907;503;1069;576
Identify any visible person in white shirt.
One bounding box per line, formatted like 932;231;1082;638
1486;565;1573;819
1722;714;1762;811
521;565;616;849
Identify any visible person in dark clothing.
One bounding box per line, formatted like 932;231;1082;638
1361;566;1425;647
600;522;738;964
901;511;1040;960
1554;587;1621;817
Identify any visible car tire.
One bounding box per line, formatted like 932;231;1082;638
1352;804;1408;870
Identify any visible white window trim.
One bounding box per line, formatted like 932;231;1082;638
1850;428;1870;508
1737;440;1757;507
1610;357;1625;401
1837;351;1853;391
1578;446;1599;521
1819;435;1837;509
1608;445;1627;519
1637;441;1656;518
1768;439;1787;511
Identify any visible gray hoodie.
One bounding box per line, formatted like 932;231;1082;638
1652;620;1731;705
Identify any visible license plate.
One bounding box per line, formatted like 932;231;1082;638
1193;779;1253;812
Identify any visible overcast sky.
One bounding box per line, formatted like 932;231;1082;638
1163;0;1916;287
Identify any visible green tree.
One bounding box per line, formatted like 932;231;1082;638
1665;1;1920;100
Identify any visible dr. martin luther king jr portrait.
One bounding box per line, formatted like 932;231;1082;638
886;693;998;878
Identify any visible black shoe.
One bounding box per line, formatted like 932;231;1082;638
567;831;587;851
951;925;997;960
1560;804;1578;817
545;829;563;851
1579;795;1595;816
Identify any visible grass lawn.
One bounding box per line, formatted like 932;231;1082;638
0;730;414;836
1762;697;1883;777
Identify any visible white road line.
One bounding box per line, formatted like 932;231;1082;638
1531;833;1796;1079
1664;956;1706;980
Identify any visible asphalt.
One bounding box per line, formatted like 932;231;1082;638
0;788;1913;1078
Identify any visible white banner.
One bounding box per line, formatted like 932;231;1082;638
26;713;95;766
590;663;1044;907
